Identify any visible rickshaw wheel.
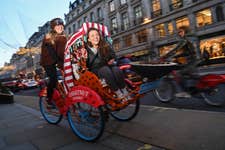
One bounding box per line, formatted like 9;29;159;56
110;99;140;121
39;96;63;124
67;102;105;142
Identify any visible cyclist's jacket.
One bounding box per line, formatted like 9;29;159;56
164;37;197;64
40;33;67;70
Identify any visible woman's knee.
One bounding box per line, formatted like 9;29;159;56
98;66;112;77
111;66;124;77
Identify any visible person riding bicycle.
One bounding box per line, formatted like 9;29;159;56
40;18;67;105
162;26;198;98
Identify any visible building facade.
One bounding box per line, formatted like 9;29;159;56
6;21;51;77
65;0;225;62
25;21;51;73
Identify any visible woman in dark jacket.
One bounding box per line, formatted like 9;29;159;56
40;18;67;103
85;28;128;98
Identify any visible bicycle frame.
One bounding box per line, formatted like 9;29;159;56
39;79;105;115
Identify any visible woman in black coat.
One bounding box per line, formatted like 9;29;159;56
85;28;128;98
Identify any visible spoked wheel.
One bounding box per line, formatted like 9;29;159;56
67;102;105;142
201;84;225;107
39;96;63;124
153;78;175;103
110;99;140;121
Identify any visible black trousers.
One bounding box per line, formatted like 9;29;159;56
44;65;57;100
179;60;200;91
97;65;126;91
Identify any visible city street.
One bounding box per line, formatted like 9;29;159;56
1;94;225;150
14;84;225;113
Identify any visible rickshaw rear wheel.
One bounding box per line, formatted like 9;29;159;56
67;102;105;142
110;99;140;121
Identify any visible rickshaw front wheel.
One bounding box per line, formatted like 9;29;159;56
67;102;105;142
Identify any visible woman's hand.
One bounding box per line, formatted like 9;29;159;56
107;59;115;65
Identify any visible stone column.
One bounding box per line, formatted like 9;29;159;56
142;0;151;18
188;13;196;32
211;7;217;23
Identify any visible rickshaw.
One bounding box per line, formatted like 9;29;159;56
39;22;142;142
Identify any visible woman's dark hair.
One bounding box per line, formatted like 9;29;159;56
50;18;64;30
86;28;110;57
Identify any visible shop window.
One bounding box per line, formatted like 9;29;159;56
151;0;162;18
71;13;74;19
134;5;143;25
82;3;87;10
90;12;95;22
121;12;129;30
159;44;177;57
196;9;212;27
83;16;87;23
155;24;166;38
123;34;132;47
72;24;76;33
120;0;127;5
136;29;148;43
109;1;115;12
113;38;120;51
216;6;225;22
97;7;103;19
78;20;81;28
68;27;72;35
111;17;118;34
77;9;80;14
176;16;190;29
167;22;174;35
170;0;183;11
89;0;93;4
200;36;225;59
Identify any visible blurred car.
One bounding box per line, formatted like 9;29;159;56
1;78;20;92
21;79;39;89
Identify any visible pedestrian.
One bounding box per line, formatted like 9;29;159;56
202;46;210;60
40;18;67;105
85;27;129;98
162;26;198;98
209;45;214;58
221;43;225;56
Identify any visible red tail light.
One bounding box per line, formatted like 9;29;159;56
119;64;131;70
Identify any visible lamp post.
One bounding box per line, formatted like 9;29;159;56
31;55;35;71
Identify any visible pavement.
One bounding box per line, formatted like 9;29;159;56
1;95;225;150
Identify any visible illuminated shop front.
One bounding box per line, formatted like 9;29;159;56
159;44;177;57
200;36;225;59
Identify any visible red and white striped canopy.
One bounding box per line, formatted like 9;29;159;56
64;22;111;91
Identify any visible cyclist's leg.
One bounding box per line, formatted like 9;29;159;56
44;65;57;103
